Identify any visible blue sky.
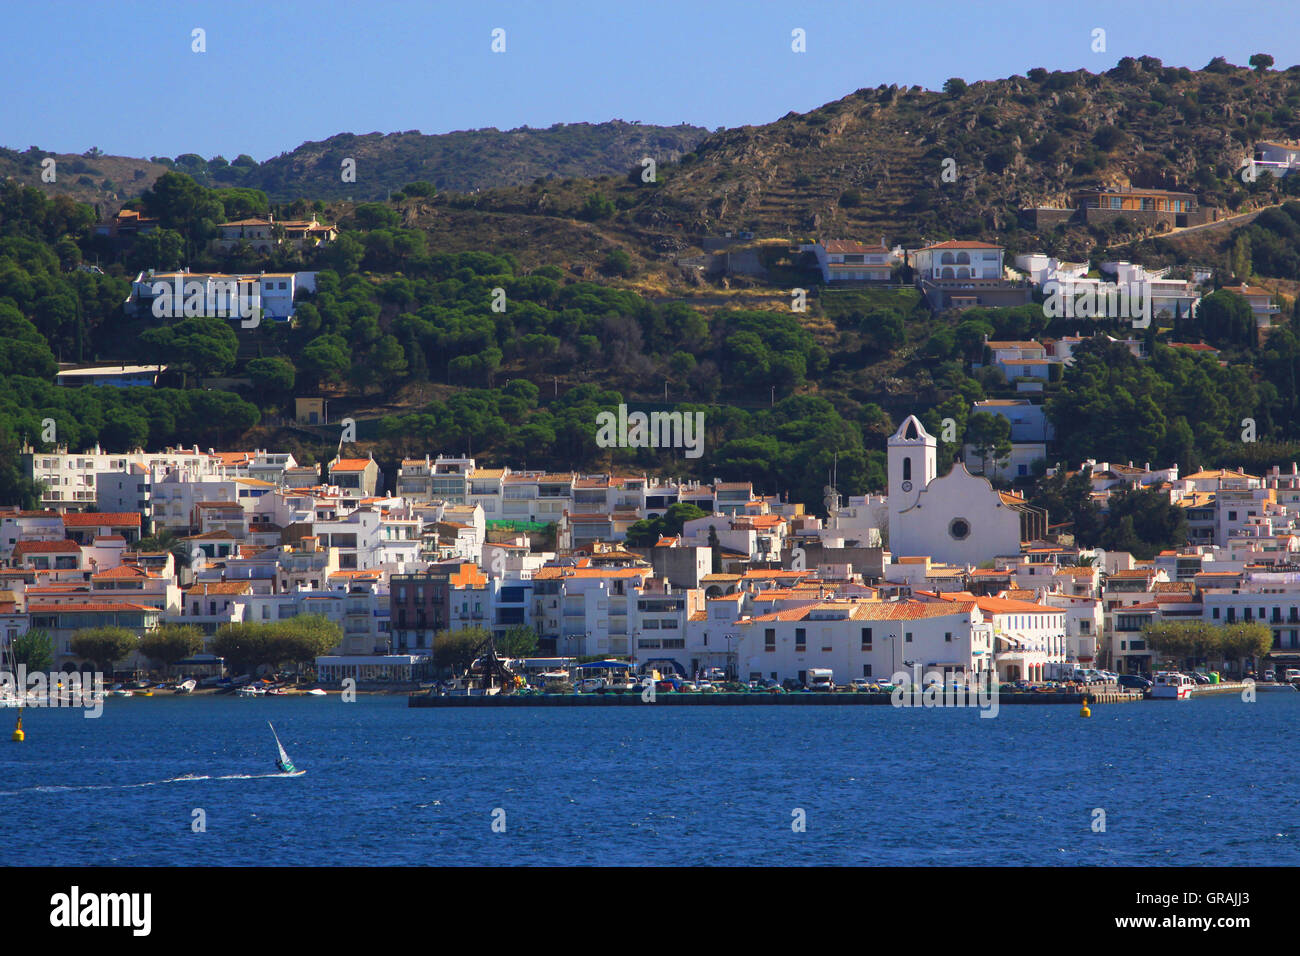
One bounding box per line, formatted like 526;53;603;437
5;0;1299;160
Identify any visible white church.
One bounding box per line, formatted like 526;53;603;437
887;415;1045;565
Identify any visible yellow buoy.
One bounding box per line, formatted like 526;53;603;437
1080;697;1091;718
12;710;24;742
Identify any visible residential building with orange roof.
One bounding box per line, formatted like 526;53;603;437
213;214;336;253
1218;283;1281;328
0;507;65;562
733;596;995;687
327;453;382;501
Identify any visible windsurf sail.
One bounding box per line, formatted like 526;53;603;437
268;721;295;774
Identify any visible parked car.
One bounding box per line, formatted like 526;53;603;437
577;677;606;692
850;678;873;691
781;678;805;692
1263;668;1276;682
1118;674;1153;690
1190;672;1211;685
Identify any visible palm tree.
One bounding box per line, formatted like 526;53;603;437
135;527;193;569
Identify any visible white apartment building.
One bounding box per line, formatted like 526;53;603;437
22;444;228;512
125;270;317;321
736;599;994;686
531;565;653;659
803;239;899;282
911;240;1004;280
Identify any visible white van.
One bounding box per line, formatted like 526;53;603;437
807;668;835;692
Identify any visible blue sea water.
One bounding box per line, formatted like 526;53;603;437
0;692;1296;866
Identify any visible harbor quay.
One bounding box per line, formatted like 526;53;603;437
409;687;1147;707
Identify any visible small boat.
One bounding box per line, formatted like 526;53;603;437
174;680;197;694
268;722;301;775
1151;671;1195;700
305;688;327;697
236;684;265;697
110;689;134;698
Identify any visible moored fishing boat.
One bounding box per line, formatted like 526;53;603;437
1151;671;1195;700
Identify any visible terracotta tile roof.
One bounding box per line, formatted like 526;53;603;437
184;582;252;596
919;239;1002;250
26;602;159;613
13;540;81;555
853;600;978;622
331;459;373;472
974;595;1063;615
532;567;651;580
61;512;141;527
91;565;160;580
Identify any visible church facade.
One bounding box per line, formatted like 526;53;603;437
887;415;1043;566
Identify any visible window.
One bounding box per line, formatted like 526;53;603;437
903;458;912;481
795;628;806;651
905;631;913;643
949;518;971;540
861;627;873;650
945;632;952;642
863;665;873;677
764;628;775;652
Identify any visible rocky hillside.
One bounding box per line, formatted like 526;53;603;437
2;120;710;209
446;57;1300;260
